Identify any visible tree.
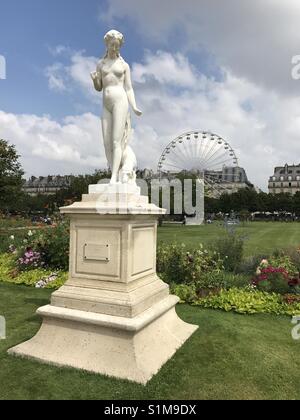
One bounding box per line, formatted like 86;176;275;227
0;139;24;212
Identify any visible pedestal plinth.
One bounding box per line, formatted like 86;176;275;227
8;184;198;384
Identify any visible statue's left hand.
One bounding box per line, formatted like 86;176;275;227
133;108;143;117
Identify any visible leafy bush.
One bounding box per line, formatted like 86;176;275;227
171;284;197;303
279;247;300;273
0;253;14;282
253;257;299;294
195;288;300;316
6;224;70;271
253;267;297;295
210;231;244;272
157;243;224;285
39;223;70;270
0;253;66;289
196;271;250;294
269;254;298;277
238;254;269;275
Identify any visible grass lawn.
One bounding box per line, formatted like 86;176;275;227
0;283;300;400
158;222;300;257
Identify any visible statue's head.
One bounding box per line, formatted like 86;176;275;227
104;30;124;57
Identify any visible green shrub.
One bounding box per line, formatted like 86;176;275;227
238;254;268;275
7;224;70;271
192;271;249;295
0;253;67;289
210;231;244;272
253;257;299;295
255;271;292;295
40;223;70;270
0;253;14;282
279;247;300;273
269;254;298;277
195;288;300;316
157;243;224;285
171;284;197;303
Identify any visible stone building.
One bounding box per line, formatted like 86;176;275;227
205;167;253;197
23;175;73;196
268;164;300;195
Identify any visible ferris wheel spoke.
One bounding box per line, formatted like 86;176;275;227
161;143;191;170
203;145;234;167
181;137;195;163
168;146;192;168
203;137;220;166
204;178;222;198
194;138;204;165
196;138;208;167
205;157;236;170
193;135;203;160
162;162;187;172
200;138;223;167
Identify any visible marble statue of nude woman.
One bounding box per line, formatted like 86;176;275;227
91;30;142;185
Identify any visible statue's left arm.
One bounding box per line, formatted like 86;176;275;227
124;63;142;116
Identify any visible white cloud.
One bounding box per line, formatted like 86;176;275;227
29;38;300;190
132;51;198;87
48;45;71;57
68;52;99;99
44;50;99;100
0;111;106;177
45;63;67;92
102;0;300;96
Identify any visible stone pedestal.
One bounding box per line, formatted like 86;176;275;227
8;184;198;384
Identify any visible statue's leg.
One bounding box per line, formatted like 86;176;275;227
102;107;113;170
110;100;129;184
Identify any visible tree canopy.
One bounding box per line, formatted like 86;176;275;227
0;139;24;211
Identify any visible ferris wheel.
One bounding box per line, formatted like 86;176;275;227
157;131;240;197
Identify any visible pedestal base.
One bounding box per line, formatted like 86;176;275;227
8;186;198;384
8;296;197;384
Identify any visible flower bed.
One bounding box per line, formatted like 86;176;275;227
0;254;67;289
1;226;300;314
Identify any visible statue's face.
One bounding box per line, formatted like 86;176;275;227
106;38;121;54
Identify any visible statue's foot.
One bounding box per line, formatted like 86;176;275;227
110;178;121;185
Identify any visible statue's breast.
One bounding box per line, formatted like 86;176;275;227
102;61;125;79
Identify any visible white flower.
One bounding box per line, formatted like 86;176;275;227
10;235;15;241
28;230;33;237
260;259;269;267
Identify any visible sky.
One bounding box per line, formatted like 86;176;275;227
1;0;300;190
